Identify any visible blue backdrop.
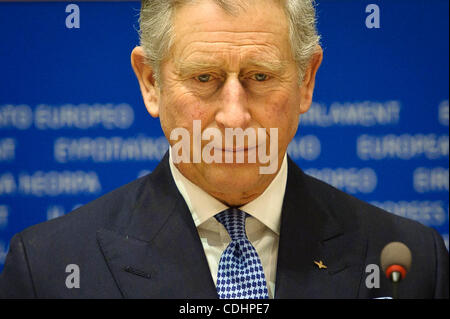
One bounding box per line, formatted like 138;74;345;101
0;0;448;272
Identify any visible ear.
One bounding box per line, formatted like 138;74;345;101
131;46;160;118
299;45;323;114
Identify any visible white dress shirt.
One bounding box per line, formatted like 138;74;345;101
168;148;288;299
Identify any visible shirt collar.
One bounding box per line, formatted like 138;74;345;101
168;147;288;235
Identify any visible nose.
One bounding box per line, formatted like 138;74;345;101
215;76;251;129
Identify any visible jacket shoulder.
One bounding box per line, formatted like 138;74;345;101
301;171;431;235
0;174;152;298
19;174;151;243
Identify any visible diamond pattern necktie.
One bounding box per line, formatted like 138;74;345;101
214;208;269;299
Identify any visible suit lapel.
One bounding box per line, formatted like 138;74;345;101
275;158;367;298
97;153;217;298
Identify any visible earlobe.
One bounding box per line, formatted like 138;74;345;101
131;46;160;118
299;45;323;114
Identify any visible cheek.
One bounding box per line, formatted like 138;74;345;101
261;90;300;141
160;87;210;130
159;91;217;148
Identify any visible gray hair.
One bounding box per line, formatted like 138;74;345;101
139;0;320;84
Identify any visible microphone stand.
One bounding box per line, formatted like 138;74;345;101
390;271;401;299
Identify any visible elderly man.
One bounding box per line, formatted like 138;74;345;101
0;0;448;299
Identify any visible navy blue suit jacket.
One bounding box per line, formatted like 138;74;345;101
0;153;448;298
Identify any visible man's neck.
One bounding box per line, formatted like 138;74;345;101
169;148;286;207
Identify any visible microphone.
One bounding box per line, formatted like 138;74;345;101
380;242;412;299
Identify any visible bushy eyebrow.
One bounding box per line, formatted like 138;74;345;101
175;58;288;77
175;60;225;77
243;60;288;74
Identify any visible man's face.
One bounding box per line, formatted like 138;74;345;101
133;0;322;206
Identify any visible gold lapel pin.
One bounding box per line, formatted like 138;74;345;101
314;260;327;269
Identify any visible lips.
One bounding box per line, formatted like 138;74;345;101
213;145;259;152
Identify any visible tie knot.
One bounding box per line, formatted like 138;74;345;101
215;208;248;241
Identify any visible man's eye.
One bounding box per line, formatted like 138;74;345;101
252;73;269;82
196;74;212;83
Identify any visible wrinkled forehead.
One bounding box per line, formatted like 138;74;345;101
169;0;292;63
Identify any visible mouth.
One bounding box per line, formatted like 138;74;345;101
214;145;259;153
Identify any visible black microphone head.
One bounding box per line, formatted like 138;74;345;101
380;241;412;274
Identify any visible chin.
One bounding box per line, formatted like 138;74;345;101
202;162;269;195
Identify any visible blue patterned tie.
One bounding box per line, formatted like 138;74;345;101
215;208;269;299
